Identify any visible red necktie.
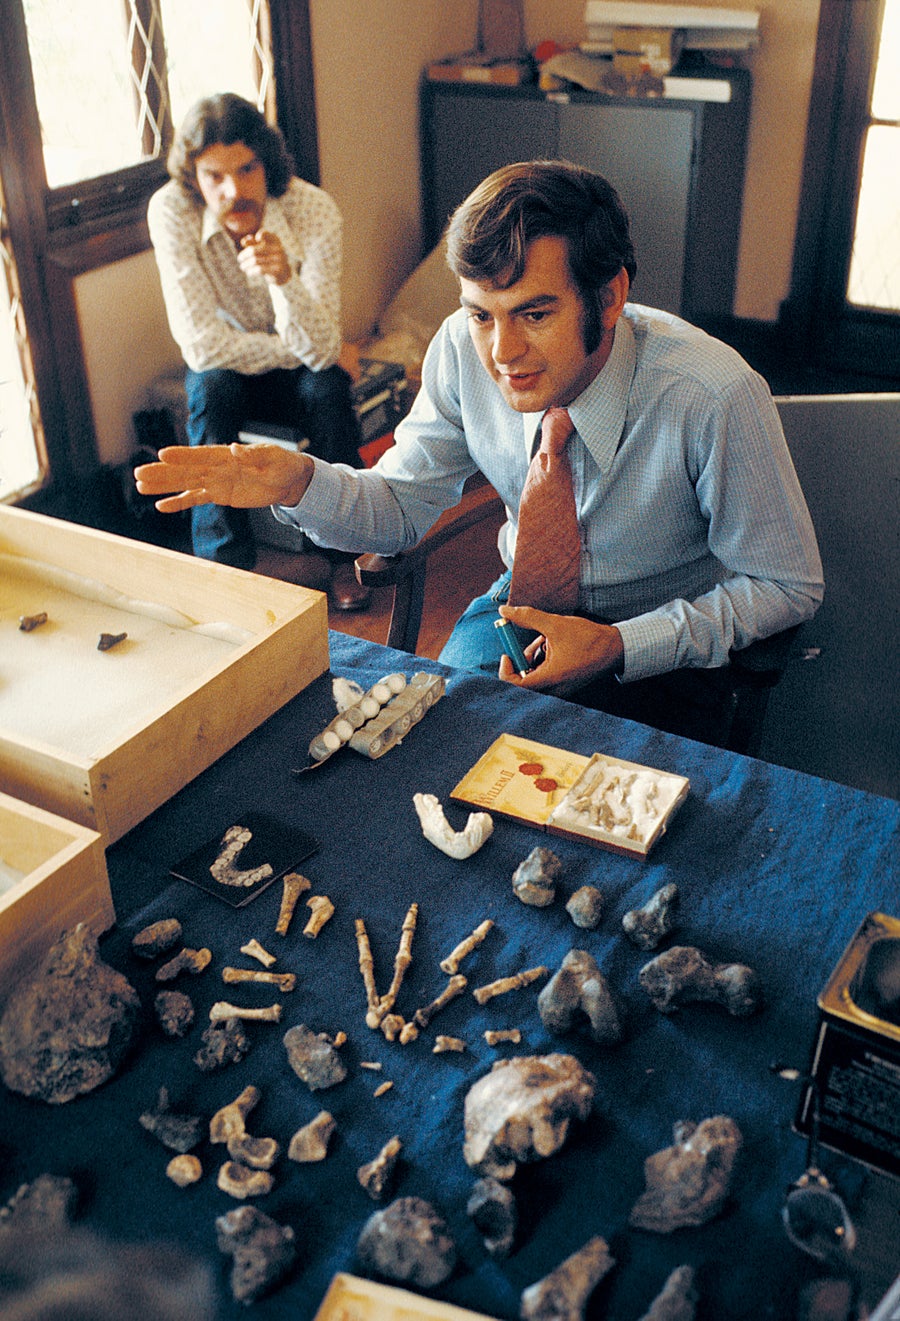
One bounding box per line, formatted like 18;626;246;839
508;407;581;613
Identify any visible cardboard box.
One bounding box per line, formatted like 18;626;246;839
315;1273;496;1320
0;506;329;844
0;792;114;1006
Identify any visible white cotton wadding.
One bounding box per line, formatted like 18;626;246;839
413;793;494;860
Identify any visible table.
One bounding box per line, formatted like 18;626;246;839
3;633;899;1320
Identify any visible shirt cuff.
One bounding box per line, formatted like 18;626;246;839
614;612;679;683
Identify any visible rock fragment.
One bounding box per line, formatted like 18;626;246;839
637;1264;699;1320
623;883;679;950
193;1018;251;1072
283;1023;347;1091
512;846;562;907
139;1086;204;1152
356;1196;456;1289
565;885;605;929
154;990;195;1038
629;1116;743;1232
520;1236;615;1321
215;1205;296;1303
466;1177;517;1258
131;918;183;959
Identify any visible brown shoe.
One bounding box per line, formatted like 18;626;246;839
329;561;371;612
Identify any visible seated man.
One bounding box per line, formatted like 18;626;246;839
147;92;369;610
137;160;824;746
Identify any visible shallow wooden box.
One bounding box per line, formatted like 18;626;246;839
0;792;114;1006
0;506;329;844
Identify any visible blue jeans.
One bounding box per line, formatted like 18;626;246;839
438;571;535;672
184;364;360;568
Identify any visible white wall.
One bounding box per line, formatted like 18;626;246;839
78;0;821;465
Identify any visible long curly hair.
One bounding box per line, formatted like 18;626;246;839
168;93;293;199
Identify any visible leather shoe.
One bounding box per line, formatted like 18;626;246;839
329;562;371;612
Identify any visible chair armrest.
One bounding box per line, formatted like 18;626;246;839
354;479;503;652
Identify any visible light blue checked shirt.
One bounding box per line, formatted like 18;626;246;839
276;303;823;682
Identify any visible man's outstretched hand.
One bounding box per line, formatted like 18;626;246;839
134;443;314;514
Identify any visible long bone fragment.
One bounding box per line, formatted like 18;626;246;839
400;974;468;1042
222;968;297;992
210;1001;283;1024
473;966;548;1005
355;919;382;1026
413;793;493;859
275;873;311;936
440;919;494;974
378;902;418;1017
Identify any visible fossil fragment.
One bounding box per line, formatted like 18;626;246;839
623;883;680;950
193;1017;251;1071
629;1116;743;1232
639;946;763;1017
304;894;335;938
131;918;183;959
357;1134;403;1200
230;1133;280;1170
0;1174;78;1232
140;1086;204;1152
434;1035;466;1053
210;1085;261;1146
374;1079;394;1097
380;1013;406;1041
413;793;493;859
638;1265;698;1320
356;1196;457;1288
411;974;467;1033
18;611;48;632
221;967;297;992
209;826;273;889
538;949;625;1045
463;1053;597;1180
287;1110;336;1162
97;631;127;650
155;946;212;981
0;924;141;1104
520;1235;615;1321
355;919;382;1026
378;901;418;1018
467;1176;517;1258
166;1153;203;1187
360;1060;382;1071
566;885;606;929
216;1204;296;1304
472;965;548;1005
217;1161;275;1199
274;873;311;936
440;919;494;974
209;1001;282;1024
240;938;277;967
485;1028;522;1046
512;845;562;907
154;989;195;1038
283;1023;348;1090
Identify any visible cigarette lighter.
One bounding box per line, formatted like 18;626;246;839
494;617;531;677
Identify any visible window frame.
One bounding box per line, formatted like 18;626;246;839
0;0;317;515
783;0;900;380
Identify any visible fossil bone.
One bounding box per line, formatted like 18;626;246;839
440;919;494;974
355;919;382;1026
359;1060;382;1071
639;945;763;1017
565;885;606;930
412;973;467;1031
463;1053;597;1180
374;1080;394;1096
166;1153;203;1187
217;1161;275;1200
209;826;273;888
274;873;311;936
413;793;493;859
623;883;680;950
139;1086;204;1152
472;965;548;1005
630;1116;743;1232
97;631;127;650
484;1028;522;1046
288;1110;336;1162
229;1133;280;1171
222;967;297;992
357;1134;403;1200
538;949;625;1044
467;1176;517;1258
18;612;48;631
356;1196;457;1289
216;1204;296;1305
209;1001;282;1024
283;1023;348;1090
638;1265;698;1320
132;918;183;959
154;989;195;1038
380;1013;406;1042
376;902;418;1022
303;895;334;938
193;1018;250;1072
155;946;212;981
433;1035;466;1053
240;938;276;967
512;846;562;907
210;1085;261;1146
520;1236;615;1321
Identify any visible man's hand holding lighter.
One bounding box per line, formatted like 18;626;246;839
497;604;625;696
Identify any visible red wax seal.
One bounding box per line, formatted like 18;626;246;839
535;778;558;793
518;762;544;776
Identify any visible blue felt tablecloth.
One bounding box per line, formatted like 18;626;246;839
3;632;898;1320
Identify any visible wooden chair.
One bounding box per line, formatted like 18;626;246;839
354;483;802;756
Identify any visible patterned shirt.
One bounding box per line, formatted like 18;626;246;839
277;303;824;682
147;177;343;375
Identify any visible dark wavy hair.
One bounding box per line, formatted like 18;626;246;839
168;93;293;199
446;160;637;354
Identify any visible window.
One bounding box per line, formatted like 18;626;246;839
0;0;285;507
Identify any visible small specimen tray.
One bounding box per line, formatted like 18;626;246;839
452;735;689;858
0;791;114;1007
0;506;329;844
314;1272;497;1320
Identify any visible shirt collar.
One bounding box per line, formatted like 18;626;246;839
566;315;636;473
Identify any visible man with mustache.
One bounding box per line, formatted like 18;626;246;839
147;93;369;609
